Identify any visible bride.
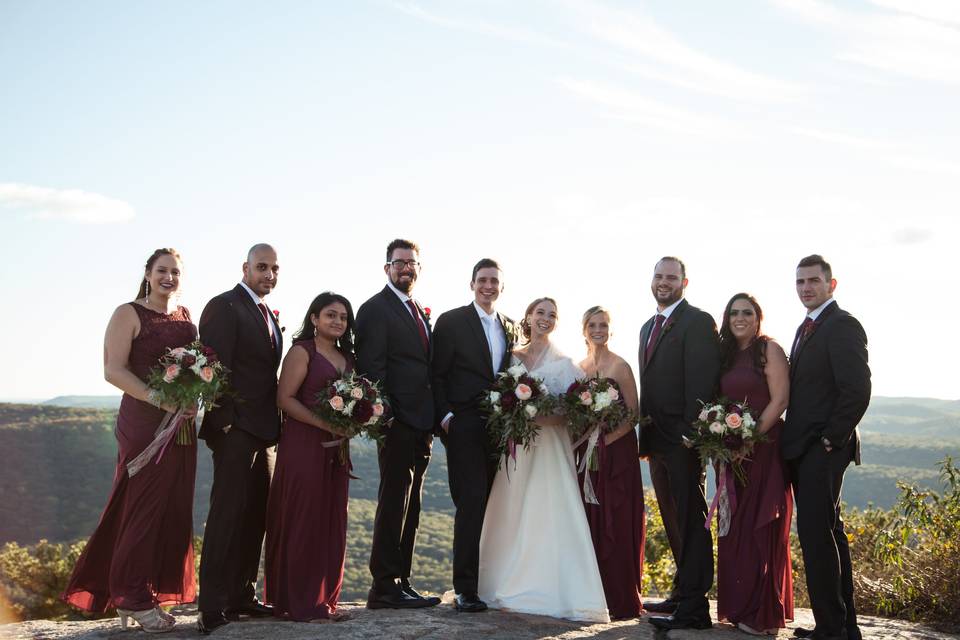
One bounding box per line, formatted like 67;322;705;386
478;297;610;623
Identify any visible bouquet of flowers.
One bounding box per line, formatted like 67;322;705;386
127;341;229;477
684;397;766;535
482;361;555;469
313;371;391;462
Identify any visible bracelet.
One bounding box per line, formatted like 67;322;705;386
146;389;163;408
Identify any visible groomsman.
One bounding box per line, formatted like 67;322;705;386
356;239;439;609
197;243;283;633
784;255;870;640
432;258;515;612
638;256;720;631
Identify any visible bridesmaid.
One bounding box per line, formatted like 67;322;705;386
715;293;793;636
576;306;646;620
264;292;355;622
63;248;198;633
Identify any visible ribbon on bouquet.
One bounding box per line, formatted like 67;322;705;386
126;409;188;477
572;426;605;505
706;461;738;537
321;438;359;478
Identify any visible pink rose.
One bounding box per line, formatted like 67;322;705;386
515;383;532;401
169;347;187;358
579;391;593;405
725;413;742;429
372;403;384;417
163;364;180;383
329;395;345;411
199;366;214;383
350;387;364;399
607;387;619;401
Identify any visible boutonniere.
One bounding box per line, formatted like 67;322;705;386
503;318;522;345
662;317;676;335
423;306;432;322
273;309;286;333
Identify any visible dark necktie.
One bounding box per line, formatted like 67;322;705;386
644;314;665;364
257;302;274;342
793;317;815;356
406;299;429;353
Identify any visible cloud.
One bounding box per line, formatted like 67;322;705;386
0;183;135;224
569;0;805;104
772;0;960;84
557;77;744;138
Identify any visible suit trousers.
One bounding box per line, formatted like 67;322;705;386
789;443;860;640
198;428;273;611
442;410;497;594
648;443;713;619
369;420;432;593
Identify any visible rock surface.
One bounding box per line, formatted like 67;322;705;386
3;597;957;640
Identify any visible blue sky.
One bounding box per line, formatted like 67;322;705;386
2;0;959;400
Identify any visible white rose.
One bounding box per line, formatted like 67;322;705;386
489;390;501;405
195;354;207;367
507;363;526;379
742;413;756;428
709;421;724;434
524;404;538;418
593;391;612;410
698;409;709;421
190;363;204;376
344;399;356;416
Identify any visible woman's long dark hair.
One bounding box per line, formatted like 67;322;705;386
291;292;356;356
520;296;558;343
718;292;768;373
137;248;181;299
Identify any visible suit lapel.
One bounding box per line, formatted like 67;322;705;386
496;311;514;372
790;301;839;373
645;299;687;366
466;306;495;374
381;286;427;355
234;285;273;345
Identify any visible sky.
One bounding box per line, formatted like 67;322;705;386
1;0;958;401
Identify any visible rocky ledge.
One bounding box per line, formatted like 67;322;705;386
3;596;956;640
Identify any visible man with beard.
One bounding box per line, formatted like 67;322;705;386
356;239;439;609
638;256;720;631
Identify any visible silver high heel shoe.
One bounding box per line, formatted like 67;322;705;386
117;607;176;633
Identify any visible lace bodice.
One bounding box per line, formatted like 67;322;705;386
512;345;585;397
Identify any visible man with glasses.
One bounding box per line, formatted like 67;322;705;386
356;239;439;609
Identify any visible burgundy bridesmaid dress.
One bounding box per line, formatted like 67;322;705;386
63;303;198;612
264;342;351;621
716;347;794;631
578;427;647;619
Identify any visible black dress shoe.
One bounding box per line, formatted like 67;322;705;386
643;599;678;614
648;614;712;631
454;593;488;613
197;610;230;634
794;627;815;638
400;582;441;606
366;587;434;609
224;598;273;619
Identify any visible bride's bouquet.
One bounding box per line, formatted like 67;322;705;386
313;371;391;463
684;397;767;535
482;361;555;468
128;341;229;476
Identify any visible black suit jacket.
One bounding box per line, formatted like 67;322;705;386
638;299;721;454
198;284;283;443
782;301;870;461
355;285;434;431
431;303;515;423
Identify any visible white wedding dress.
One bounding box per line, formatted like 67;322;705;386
478;345;610;623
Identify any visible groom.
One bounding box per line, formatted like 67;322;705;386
784;255;870;640
638;256;720;631
432;258;515;612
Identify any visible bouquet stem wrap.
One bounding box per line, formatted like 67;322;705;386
573;427;604;505
126;409;188;477
706;461;738;537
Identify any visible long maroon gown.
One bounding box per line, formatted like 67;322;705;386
716;347;794;631
577;427;646;619
264;342;351;621
63;303;198;612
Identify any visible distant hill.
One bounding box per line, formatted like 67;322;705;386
42;396;121;410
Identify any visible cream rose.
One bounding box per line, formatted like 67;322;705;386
709;421;724;434
329;395;345;411
579;391;593;405
515;383;533;401
350;387;364;399
199;366;214;383
608;387;619;402
524;404;538;418
725;413;743;429
489;390;501;405
372;403;384;417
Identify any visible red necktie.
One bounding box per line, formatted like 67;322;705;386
794;317;815;355
257;303;274;340
644;314;665;364
406;299;429;353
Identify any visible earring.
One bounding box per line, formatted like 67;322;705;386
145;280;150;299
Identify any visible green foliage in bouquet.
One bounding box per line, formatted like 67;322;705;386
145;341;229;412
